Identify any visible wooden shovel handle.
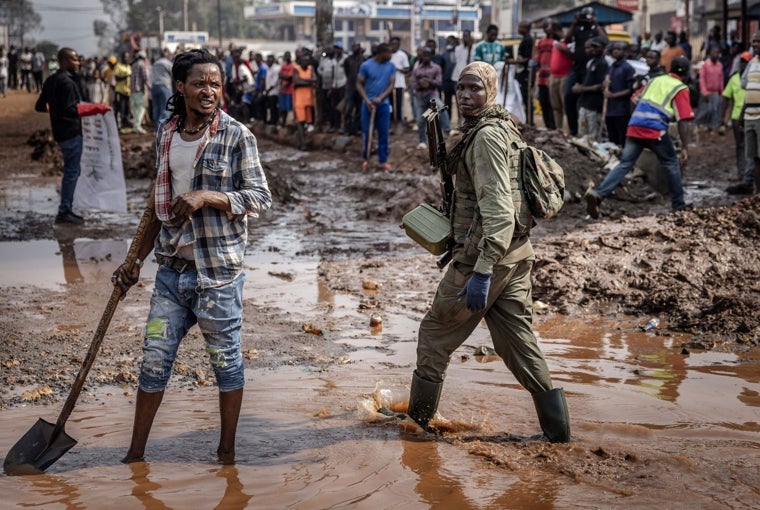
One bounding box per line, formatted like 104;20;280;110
54;190;156;433
366;106;376;161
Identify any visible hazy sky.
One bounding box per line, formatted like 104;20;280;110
30;0;107;56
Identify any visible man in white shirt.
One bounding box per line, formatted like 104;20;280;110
227;48;254;123
452;29;475;83
318;42;348;132
390;36;410;132
264;54;281;125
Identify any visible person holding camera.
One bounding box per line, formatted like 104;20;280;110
564;6;607;136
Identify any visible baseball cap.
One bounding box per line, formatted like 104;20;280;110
670;56;691;76
741;51;752;62
107;55;117;65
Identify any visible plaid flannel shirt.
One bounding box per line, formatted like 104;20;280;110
154;109;272;288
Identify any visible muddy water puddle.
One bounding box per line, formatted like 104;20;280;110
2;228;760;508
2;152;759;507
1;307;759;508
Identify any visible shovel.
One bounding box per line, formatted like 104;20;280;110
365;104;376;165
3;193;155;475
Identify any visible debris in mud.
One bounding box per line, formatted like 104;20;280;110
27;129;61;175
268;271;295;281
21;385;53;401
369;315;383;332
474;346;497;357
641;318;660;331
532;195;760;347
243;348;259;360
362;280;381;290
302;322;325;336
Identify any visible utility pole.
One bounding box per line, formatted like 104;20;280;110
315;0;333;49
184;0;189;32
157;6;164;48
412;0;423;52
217;0;222;48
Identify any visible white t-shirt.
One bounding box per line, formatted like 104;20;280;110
391;50;409;90
233;62;255;93
170;131;202;197
169;131;203;259
266;63;280;96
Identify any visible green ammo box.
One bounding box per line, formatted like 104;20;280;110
401;203;451;255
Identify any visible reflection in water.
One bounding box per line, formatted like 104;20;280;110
129;462;172;510
214;466;253;510
54;231;84;285
402;439;475;508
401;439;558;510
128;462;253;510
537;318;693;403
27;473;86;509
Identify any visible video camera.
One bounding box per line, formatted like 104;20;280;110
578;7;595;25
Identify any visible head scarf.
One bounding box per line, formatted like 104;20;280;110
458;61;498;117
448;61;513;162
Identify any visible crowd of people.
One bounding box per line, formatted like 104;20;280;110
16;5;760;468
7;6;760;196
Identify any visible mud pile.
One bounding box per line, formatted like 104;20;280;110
532;195;760;347
27;129;61;175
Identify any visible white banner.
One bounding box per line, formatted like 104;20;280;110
74;110;127;213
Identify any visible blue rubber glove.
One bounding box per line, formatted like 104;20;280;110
457;272;491;312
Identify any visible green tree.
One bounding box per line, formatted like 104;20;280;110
0;0;42;48
35;40;59;60
100;0;272;49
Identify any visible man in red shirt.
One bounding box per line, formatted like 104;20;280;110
535;20;556;129
278;51;295;126
548;22;573;131
585;56;694;218
698;45;724;133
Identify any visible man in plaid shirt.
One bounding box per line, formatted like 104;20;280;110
113;49;271;465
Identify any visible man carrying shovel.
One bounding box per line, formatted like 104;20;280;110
357;42;395;171
111;49;272;465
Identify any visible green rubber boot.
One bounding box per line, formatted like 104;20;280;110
532;387;571;443
407;371;443;431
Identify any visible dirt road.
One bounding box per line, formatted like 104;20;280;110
1;90;758;508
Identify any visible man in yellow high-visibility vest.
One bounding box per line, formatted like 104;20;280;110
585;56;695;219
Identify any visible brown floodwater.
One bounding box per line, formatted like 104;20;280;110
1;152;758;508
1;237;759;508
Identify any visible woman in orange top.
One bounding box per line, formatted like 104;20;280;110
293;53;316;150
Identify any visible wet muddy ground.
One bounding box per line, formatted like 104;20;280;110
1;90;759;508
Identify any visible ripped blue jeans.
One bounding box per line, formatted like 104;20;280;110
138;265;246;393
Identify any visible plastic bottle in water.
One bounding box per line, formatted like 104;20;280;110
642;318;659;331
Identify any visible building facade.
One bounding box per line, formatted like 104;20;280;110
244;0;482;52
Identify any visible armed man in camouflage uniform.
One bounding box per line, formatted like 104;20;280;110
406;61;570;443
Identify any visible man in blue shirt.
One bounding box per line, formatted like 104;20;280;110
252;53;268;122
604;42;635;145
357;43;396;171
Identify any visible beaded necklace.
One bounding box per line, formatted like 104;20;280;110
179;108;218;134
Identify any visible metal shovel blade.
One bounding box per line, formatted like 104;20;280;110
3;418;77;475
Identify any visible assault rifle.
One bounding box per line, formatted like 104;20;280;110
422;99;454;268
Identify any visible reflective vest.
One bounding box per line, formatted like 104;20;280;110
629;74;686;132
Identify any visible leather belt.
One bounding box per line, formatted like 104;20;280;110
156;254;196;273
